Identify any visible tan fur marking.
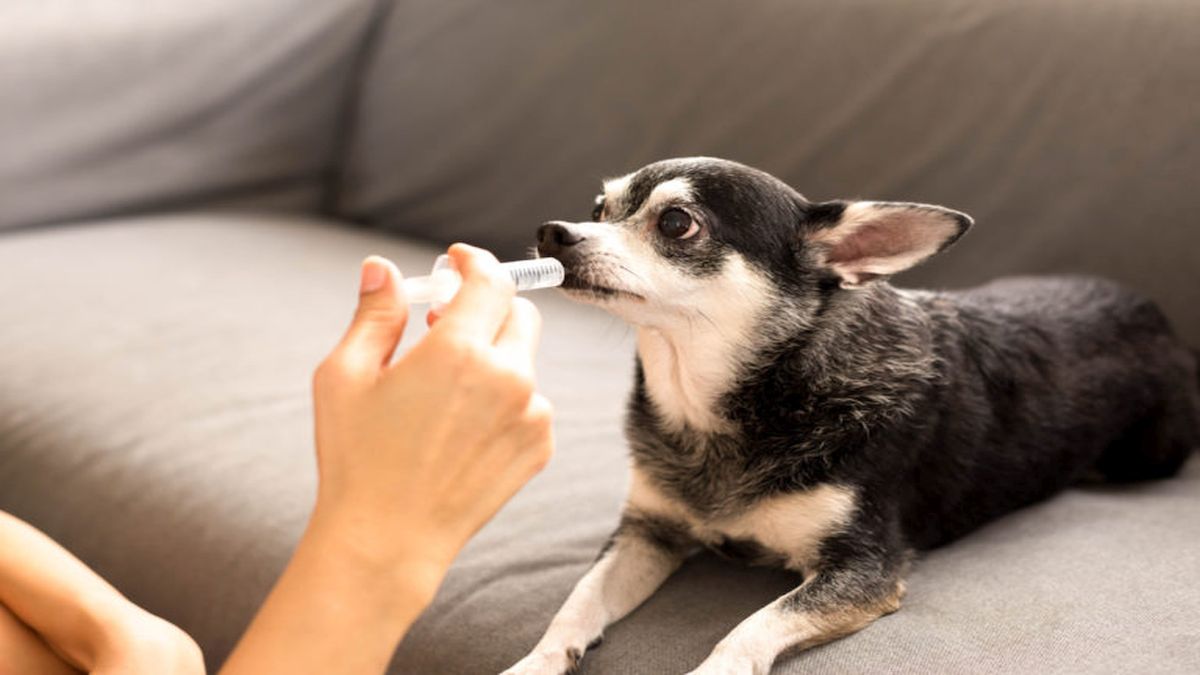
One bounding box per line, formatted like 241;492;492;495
602;173;633;216
627;468;858;572
691;579;906;674
801;580;906;649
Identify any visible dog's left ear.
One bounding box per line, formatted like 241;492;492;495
803;201;973;287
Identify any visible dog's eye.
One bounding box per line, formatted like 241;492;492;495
657;208;699;240
592;196;605;221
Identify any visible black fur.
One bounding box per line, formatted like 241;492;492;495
534;157;1200;668
609;159;1200;553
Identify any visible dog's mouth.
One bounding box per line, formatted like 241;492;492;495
560;270;644;302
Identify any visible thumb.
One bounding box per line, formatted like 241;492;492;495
335;256;409;372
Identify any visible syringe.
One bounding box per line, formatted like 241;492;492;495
402;255;565;305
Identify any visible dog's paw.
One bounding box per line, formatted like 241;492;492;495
501;647;582;675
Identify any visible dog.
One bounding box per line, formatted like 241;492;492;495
504;157;1200;675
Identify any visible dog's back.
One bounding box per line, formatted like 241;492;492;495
899;275;1200;547
515;158;1199;674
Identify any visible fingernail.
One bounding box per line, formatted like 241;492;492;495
360;257;387;293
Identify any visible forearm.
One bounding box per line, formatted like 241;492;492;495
0;511;138;671
218;509;444;675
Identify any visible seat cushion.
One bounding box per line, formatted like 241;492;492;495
0;213;1197;673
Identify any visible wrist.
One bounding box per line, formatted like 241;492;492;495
302;505;455;621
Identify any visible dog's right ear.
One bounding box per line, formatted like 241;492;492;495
802;200;973;288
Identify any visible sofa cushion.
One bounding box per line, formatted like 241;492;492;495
0;211;634;671
334;0;1200;344
0;213;1197;673
0;0;380;230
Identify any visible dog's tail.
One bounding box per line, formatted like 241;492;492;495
1192;348;1200;456
1191;349;1200;453
1193;347;1200;398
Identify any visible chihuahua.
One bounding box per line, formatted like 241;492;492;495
505;157;1200;675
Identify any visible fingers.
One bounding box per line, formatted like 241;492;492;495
430;244;515;342
331;256;409;373
493;297;542;377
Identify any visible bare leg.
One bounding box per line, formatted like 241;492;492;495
689;561;905;675
0;603;82;675
504;513;695;675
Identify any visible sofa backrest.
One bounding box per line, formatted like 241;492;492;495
0;0;380;231
333;0;1200;343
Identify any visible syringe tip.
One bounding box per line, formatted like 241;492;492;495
503;258;565;291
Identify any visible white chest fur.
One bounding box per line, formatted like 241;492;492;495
625;469;858;573
629;253;775;434
636;328;734;432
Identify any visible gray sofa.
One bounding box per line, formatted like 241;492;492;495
2;1;1197;673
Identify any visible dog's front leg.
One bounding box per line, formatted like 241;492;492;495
688;561;905;675
503;512;695;675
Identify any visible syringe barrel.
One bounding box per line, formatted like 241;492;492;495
403;256;564;305
504;257;565;291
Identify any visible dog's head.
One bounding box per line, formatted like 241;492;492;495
536;157;972;329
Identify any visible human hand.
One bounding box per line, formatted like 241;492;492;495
310;244;553;598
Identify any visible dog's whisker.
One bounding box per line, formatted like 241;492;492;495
617;263;649;286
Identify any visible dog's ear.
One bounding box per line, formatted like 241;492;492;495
803;201;973;287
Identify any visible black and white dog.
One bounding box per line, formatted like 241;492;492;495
505;157;1200;675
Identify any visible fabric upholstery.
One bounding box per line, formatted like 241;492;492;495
0;0;379;230
1;213;1197;673
335;0;1200;344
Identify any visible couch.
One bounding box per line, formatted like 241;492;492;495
1;1;1197;673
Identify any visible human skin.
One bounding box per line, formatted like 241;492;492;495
219;243;553;674
0;510;204;674
0;244;552;674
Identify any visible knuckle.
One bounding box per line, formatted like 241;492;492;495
495;367;536;404
511;295;538;313
314;352;368;389
431;337;496;381
457;342;492;370
429;333;476;362
453;242;498;266
356;303;404;326
312;356;344;389
527;397;554;430
511;296;542;324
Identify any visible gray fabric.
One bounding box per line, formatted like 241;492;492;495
0;212;633;671
336;0;1200;344
1;213;1197;673
0;0;378;230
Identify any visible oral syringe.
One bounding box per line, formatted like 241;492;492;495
402;255;565;305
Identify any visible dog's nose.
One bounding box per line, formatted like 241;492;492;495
537;222;585;257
